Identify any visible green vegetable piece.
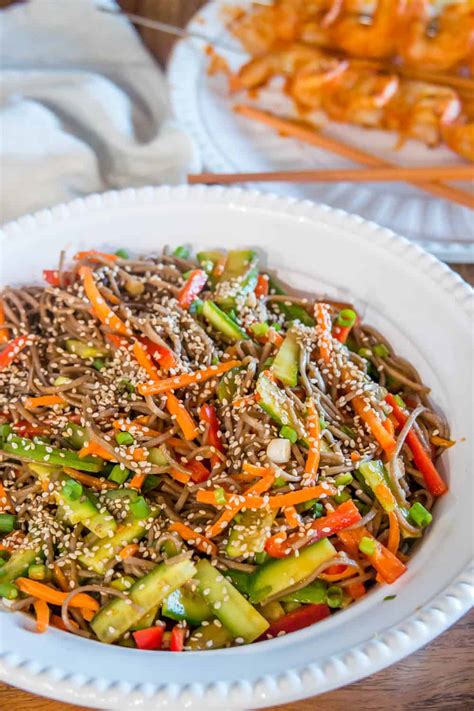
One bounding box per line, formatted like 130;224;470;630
66;339;108;359
148;446;169;467
187;619;233;650
220;250;257;282
217;366;243;403
118;378;135;394
271;330;299;387
226;509;275;559
79;514;158;574
394;394;406;408
189;298;205;316
255;551;269;565
197;250;224;270
162;587;213;625
310;501;325;518
373;343;390;358
334;491;351;504
63;422;87;450
3;434;103;472
104;488;138;503
202;301;248;342
129;496;151;520
110;575;136;592
53;376;72;386
108;465;130;485
115;248;129;259
130;603;160;631
0;513;15;533
282;601;301;613
115;431;134;446
408;501;433;528
335;473;353;487
249;538;337;605
62;478;83;502
92;358;106;371
260;600;285;621
280;425;297;443
281;580;327;604
194;559;269;643
358;347;372;359
0;582;19;600
214;487;227;505
28;564;50;581
142;475;161;493
326;585;344;608
250;322;269;338
358;460;394;513
384;594;397;601
256;373;305;438
0;547;41;584
337;308;356;328
173;245;190;259
266;276;315;326
0;423;12;438
91;558;197;643
359;536;377;556
223;569;252;596
272;475;287;488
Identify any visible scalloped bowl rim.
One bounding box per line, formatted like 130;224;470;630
0;186;472;709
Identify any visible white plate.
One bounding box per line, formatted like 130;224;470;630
168;1;474;264
0;186;473;710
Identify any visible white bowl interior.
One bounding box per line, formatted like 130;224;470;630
0;187;472;707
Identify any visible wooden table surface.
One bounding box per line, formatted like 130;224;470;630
1;0;473;708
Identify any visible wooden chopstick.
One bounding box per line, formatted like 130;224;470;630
233;105;474;210
189;165;474;185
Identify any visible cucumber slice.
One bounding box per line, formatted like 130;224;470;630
91;558;196;643
130;603;159;631
0;547;41;584
66;339;108;359
220;250;257;281
202;301;248;342
162;587;212;625
194;559;269;643
271;331;299;387
217;366;243;403
249;538;337;604
267;277;314;326
256;373;305;438
226;509;275;559
3;434;103;473
187;619;234;650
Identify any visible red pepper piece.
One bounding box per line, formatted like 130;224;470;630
385;394;447;497
0;334;33;372
260;604;331;639
265;532;289;558
177;269;208;309
12;420;50;438
199;403;224;469
254;274;269;298
42;270;74;287
139;336;177;373
132;624;165;650
170;623;187;651
186;459;212;484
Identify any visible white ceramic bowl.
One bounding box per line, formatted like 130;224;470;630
0;186;472;710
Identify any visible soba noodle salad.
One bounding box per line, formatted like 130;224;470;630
0;247;451;650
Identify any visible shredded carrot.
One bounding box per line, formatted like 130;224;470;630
352;396;396;456
112;419;161;438
198;483;335;510
53;564;70;592
387;511;400;555
303;399;321;485
347;581;366;599
0;334;33;372
169;522;218;557
74;250;117;263
283;506;302;529
119;543;139;560
169;468;191;485
165;393;199;441
51;613;78;631
338;527;406;584
138;360;241;396
79;266;132;337
164;436;193;450
267;328;284;347
78;441;114;461
63;467;118;490
132;340;160;382
350;451;361;463
99;284;121;305
320;566;358;582
430;434;455;449
314;302;333;363
232;394;257;409
24;394;66;409
0;531;25;552
33;598;50;633
0;302;9;344
15;578;100;611
129;473;146;490
383;416;395;437
0;481;13;513
81;608;95;622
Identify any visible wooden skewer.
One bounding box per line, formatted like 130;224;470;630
189;165;474;185
233;105;474;210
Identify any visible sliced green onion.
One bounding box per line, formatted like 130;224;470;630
359;536;377;556
394;394;406;409
384;594;397;601
326;585;344;608
0;582;19;600
28;564;50;581
0;424;12;439
334;491;351;504
311;501;324;518
272;475;287;489
130;496;151;520
337;308;356;328
118;379;135;394
340;425;356;439
93;358;106;371
214;487;227;505
335;473;353;487
108;465;130;485
254;551;269;565
211;356;219;366
115;248;129;259
319;417;328;430
373;343;390;358
115;431;134;446
0;513;16;534
142;475;161;494
273;323;282;332
407;501;433;528
358;347;372;359
200;260;214;275
189;298;205;316
173;245;190;259
250;322;270;338
279;425;297;443
62;479;83;502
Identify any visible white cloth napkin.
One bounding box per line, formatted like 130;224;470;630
0;0;198;224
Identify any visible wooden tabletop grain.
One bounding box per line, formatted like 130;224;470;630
1;0;473;708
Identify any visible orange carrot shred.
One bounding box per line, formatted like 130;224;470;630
0;481;13;513
119;543;139;560
24;395;66;409
352;396;396;456
0;302;9;344
169;522;218;556
387;511;400;555
33;598;50;633
79;266;132;337
303;399;321;485
314;302;333;363
15;578;99;611
137;360;241;396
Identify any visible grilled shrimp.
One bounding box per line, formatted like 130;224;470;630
238;44;340;89
330;0;407;59
442;119;474;161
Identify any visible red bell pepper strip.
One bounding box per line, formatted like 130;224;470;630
254;274;269;298
139;336;177;372
177;269;208;309
385;393;447;497
0;334;33;372
260;604;331;640
12;420;50;438
132;624;165;650
42;270;74;287
170;623;187;651
338;525;406;584
186;459;212;484
199;403;224;468
265;532;289;558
